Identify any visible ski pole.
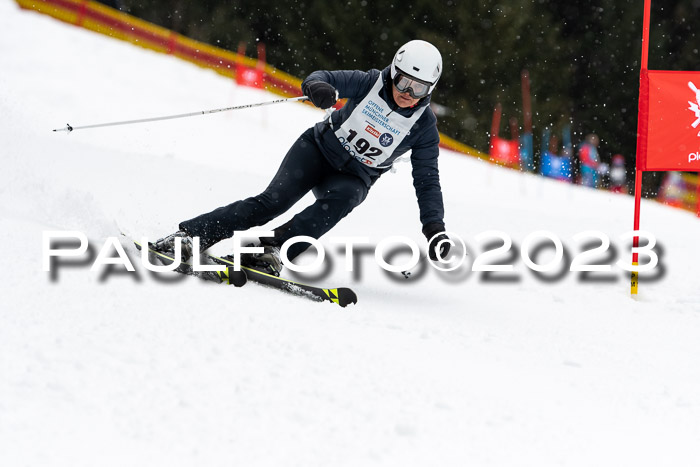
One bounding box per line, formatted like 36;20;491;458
52;95;309;133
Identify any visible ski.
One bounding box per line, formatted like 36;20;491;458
129;237;357;307
207;253;357;307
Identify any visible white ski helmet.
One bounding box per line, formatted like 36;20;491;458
390;40;442;96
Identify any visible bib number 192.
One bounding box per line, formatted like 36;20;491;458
346;129;383;161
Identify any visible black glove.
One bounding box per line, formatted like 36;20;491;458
302;80;338;109
423;222;451;261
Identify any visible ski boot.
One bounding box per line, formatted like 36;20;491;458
152;230;214;262
226;242;283;276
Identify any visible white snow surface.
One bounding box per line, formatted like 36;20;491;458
2;2;700;466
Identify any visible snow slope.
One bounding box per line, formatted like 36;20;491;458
1;2;700;466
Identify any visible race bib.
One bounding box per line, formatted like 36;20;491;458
334;76;426;168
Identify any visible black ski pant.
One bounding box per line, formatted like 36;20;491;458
180;128;369;260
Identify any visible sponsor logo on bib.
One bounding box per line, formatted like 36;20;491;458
365;125;381;138
379;133;394;147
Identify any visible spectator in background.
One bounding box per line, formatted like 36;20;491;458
577;134;600;188
609;154;628;193
657;172;685;207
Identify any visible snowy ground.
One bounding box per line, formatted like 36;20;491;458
1;2;700;466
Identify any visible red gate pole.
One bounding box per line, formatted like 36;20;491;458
632;0;652;295
490;103;502;157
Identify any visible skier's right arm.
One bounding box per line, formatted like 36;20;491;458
302;70;374;108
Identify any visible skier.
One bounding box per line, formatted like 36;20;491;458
154;40;451;275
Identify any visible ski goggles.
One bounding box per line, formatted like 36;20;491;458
393;71;432;99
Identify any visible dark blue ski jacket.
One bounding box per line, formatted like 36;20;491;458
302;66;445;228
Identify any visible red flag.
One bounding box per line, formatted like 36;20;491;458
489;136;520;167
643;70;700;170
235;65;264;89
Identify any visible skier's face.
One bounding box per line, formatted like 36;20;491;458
392;84;420;108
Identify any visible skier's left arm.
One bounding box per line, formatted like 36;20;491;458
410;126;451;261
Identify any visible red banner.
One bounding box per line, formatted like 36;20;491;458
644;70;700;171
